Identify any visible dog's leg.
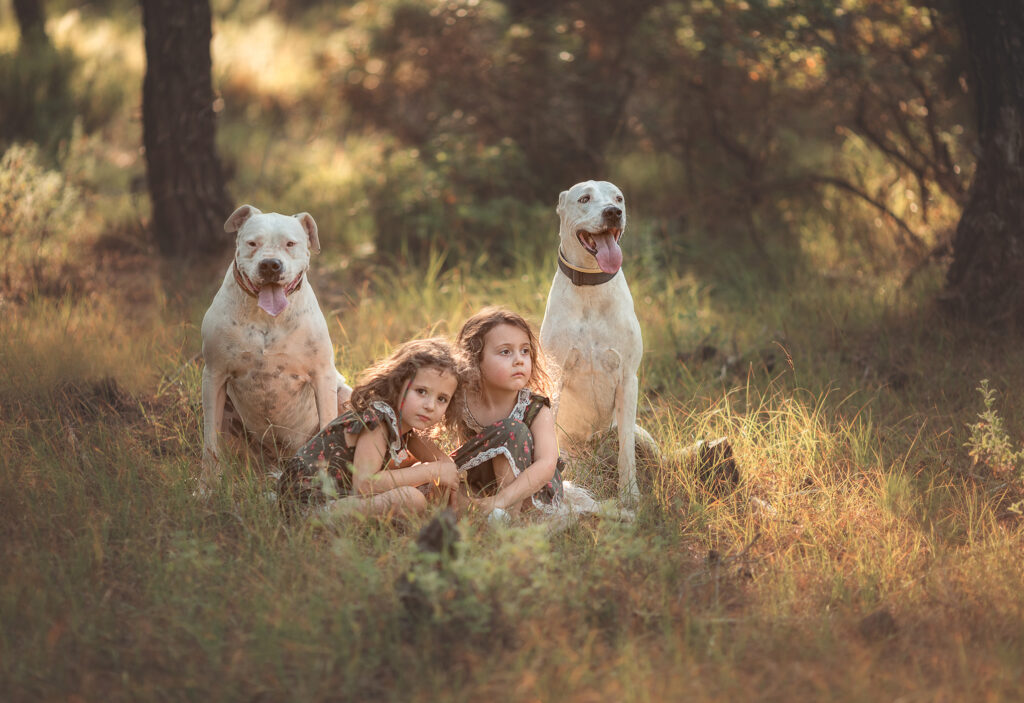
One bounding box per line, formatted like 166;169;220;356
336;370;352;414
313;372;341;430
615;372;640;503
199;365;229;495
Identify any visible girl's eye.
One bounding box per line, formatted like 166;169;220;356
578;195;590;204
438;396;449;405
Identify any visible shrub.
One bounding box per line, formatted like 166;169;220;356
0;143;82;298
965;379;1024;484
0;45;77;161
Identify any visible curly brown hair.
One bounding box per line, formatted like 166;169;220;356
455;306;556;399
347;337;464;437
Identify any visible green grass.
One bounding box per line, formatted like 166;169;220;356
3;255;1024;702
3;5;1023;701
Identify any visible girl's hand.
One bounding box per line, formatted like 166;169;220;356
470;495;497;514
435;458;460;491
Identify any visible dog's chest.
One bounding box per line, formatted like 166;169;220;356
543;279;642;371
227;314;321;386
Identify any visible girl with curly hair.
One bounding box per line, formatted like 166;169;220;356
279;337;463;519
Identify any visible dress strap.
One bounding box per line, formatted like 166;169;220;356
370;401;410;466
521;392;551;426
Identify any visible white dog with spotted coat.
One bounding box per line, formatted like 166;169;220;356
541;180;653;503
199;205;350;492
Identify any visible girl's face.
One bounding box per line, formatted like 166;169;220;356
479;323;533;393
398;366;458;432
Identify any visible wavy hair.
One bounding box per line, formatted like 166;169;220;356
455;306;556;399
347;337;465;437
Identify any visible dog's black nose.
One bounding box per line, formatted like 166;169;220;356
603;206;622;221
258;258;283;279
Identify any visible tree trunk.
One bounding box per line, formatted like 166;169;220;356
140;0;231;258
13;0;49;46
945;0;1024;326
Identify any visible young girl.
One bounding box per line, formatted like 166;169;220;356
278;337;463;520
451;307;564;518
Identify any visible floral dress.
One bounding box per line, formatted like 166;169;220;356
452;389;564;511
278;401;411;508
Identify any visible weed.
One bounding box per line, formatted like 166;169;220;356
965;380;1024;484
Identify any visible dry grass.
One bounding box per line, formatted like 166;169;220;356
3;5;1023;701
2;253;1023;702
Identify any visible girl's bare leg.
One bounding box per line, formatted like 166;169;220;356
324;485;428;521
491;455;526;515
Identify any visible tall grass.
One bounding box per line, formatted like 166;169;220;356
3;254;1024;701
3;5;1023;701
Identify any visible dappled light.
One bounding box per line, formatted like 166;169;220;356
2;0;1024;701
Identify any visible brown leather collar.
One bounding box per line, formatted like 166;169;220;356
557;248;617;286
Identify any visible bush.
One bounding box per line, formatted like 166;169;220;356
0;143;83;298
965;379;1024;484
365;135;550;266
0;45;77;161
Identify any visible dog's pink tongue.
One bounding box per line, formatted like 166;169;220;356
593;233;622;274
257;284;288;316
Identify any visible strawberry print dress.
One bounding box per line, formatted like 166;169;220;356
278;401;410;508
452;389;564;510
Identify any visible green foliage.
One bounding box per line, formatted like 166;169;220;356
965;380;1024;483
364;136;549;264
0;44;76;159
313;0;968;274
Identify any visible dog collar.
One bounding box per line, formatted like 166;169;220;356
557;248;618;286
233;261;303;298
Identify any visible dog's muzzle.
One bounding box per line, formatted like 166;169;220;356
234;261;304;317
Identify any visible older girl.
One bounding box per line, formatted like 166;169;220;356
452;307;563;518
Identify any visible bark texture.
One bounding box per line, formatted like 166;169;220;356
141;0;231;258
945;1;1024;325
13;0;48;45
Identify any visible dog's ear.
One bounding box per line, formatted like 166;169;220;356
224;205;261;233
294;212;320;254
557;190;569;216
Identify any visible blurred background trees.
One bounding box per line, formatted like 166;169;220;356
140;0;231;258
334;0;971;276
5;0;1021;323
944;0;1024;324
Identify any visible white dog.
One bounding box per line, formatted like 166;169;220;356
199;205;350;492
541;180;652;503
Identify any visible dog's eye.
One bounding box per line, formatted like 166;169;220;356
578;195;590;204
247;241;257;248
615;195;623;203
286;241;296;248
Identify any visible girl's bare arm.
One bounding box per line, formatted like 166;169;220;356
351;426;458;495
486;404;559;511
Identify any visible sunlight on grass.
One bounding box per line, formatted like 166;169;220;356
3;4;1023;700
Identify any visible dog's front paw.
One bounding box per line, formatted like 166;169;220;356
195;453;222;499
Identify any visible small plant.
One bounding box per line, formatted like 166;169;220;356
965;380;1024;483
0;143;83;297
